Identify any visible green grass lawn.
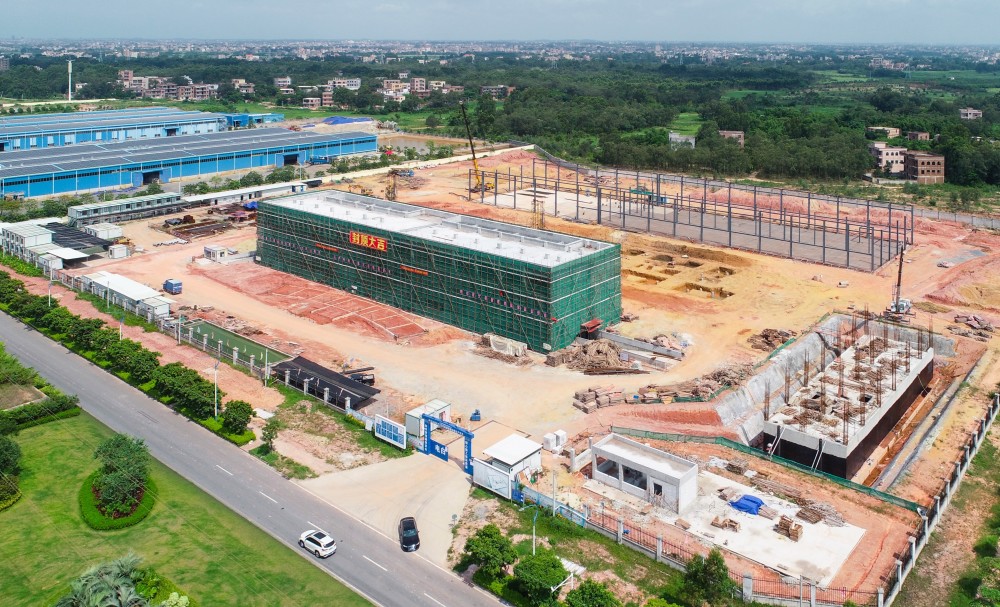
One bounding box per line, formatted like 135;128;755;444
0;413;371;607
812;69;873;83
666;112;703;136
721;89;771;100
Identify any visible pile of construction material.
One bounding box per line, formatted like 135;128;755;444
776;515;803;541
712;516;741;531
475;334;532;365
636;333;687;351
747;328;797;352
751;478;845;527
949;314;994;341
572;385;626;413
546;339;629;372
643;363;754;401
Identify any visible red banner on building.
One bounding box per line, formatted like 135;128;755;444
349;231;388;251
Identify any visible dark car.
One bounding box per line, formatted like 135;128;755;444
398;517;420;552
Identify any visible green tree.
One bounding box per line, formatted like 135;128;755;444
159;593;190;607
512;549;568;605
425;114;441;129
463;524;517;578
565;579;622;607
0;434;22;475
239;171;264;187
473;94;497;138
93;434;150;515
222;400;253;433
682;548;734;605
261;418;280;452
643;600;682;607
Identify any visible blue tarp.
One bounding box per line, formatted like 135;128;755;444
729;495;765;515
322;116;374;125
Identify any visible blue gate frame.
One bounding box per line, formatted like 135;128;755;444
421;413;474;474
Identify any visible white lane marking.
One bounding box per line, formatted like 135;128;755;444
363;555;387;571
258;490;278;504
307;520;322;530
424;593;447;607
215;465;233;476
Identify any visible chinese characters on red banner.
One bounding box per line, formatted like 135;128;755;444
349;231;387;251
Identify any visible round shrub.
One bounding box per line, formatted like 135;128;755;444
79;471;157;531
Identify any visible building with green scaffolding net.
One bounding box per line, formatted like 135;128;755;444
256;191;621;351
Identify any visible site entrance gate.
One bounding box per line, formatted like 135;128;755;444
421;413;474;474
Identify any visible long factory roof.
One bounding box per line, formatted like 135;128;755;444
0;107;189;128
0;128;374;180
262;191;616;269
0;110;227;138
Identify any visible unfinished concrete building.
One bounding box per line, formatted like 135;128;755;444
714;315;949;480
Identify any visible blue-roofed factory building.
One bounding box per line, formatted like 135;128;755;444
0;107;229;152
0;127;376;198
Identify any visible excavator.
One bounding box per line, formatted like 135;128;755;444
384;168;414;201
458;101;493;194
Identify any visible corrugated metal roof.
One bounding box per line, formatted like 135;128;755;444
2;223;53;238
0;129;374;180
83;271;160;302
0;111;226;138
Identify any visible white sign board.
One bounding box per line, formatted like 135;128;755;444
373;415;406;449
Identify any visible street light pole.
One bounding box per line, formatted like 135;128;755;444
214;360;221;418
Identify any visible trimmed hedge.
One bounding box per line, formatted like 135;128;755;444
0;479;21;513
197;417;255;446
1;394;80;428
10;406;80;431
79;471;157;531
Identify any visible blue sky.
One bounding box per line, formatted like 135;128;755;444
2;0;996;44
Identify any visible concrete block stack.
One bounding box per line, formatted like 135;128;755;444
572;385;626;413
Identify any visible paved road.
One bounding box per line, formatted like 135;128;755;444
0;312;497;607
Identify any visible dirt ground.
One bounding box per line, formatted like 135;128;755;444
57;147;1000;600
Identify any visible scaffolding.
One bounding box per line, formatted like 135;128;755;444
256;193;622;351
470;156;915;272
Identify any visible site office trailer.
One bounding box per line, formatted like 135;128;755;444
256;201;622;352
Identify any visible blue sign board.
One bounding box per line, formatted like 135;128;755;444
373;415;406;449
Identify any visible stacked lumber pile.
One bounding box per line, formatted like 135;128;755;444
758;506;779;520
796;507;823;524
572;385;626;413
776;515;803;541
718;487;742;502
726;458;749;475
802;501;846;527
751;478;803;502
712;516;741;531
643;363;754;400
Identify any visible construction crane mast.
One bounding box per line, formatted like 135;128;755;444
458;101;492;194
884;245;914;323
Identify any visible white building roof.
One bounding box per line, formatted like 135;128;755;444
83;270;160;302
48;247;89;260
3;223;53;238
406;399;451;417
483;434;542;466
183;181;306;203
264;191;614;269
594;434;697;478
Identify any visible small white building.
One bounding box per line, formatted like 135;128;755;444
204;244;227;261
1;223;52;257
82;222;124;241
404;399;452;438
78;270;173;319
473;433;543;499
592;433;698;514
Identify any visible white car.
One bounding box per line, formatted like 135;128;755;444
299;529;337;558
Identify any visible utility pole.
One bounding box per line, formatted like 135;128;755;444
67;60;73;102
214;360;221;418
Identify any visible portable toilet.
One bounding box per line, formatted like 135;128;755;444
163;279;182;295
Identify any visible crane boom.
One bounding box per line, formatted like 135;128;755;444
458;101;484;192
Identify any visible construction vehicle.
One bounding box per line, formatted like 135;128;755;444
458;101;493;194
884;245;914;323
347;184;374;197
384;168;416;201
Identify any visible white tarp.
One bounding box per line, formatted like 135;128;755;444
487;333;527;357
